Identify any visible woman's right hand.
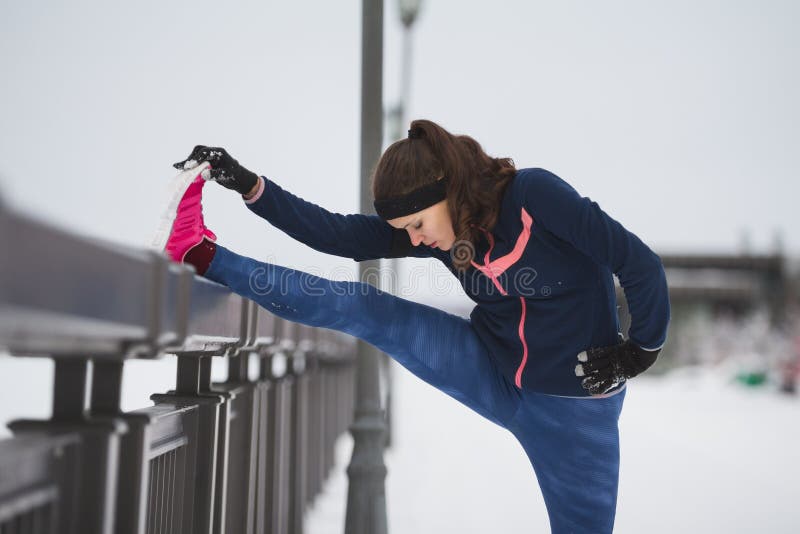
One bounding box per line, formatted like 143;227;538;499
173;146;260;197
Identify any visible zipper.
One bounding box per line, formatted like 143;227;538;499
514;296;529;388
469;209;535;389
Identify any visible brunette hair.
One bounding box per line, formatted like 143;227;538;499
371;119;516;272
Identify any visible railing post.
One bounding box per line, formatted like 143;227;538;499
151;352;226;534
9;356;128;534
218;345;261;534
260;345;292;534
253;350;273;534
52;358;90;420
288;335;310;534
305;345;322;503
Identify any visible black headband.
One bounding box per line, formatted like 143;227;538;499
373;177;449;220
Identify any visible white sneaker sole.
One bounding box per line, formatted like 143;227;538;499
150;161;211;253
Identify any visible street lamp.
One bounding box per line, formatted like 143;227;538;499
398;0;422;28
388;0;424;141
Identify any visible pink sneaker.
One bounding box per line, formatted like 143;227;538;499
152;163;216;263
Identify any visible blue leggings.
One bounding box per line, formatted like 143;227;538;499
204;245;626;533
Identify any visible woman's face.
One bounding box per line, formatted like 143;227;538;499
386;200;456;251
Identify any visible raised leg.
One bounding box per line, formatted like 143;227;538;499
203;244;520;427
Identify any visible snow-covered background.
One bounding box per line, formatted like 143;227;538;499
305;364;800;534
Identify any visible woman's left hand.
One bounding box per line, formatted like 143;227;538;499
575;339;660;395
173;145;259;196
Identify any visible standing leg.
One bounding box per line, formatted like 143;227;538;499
203;244;520;427
508;387;627;534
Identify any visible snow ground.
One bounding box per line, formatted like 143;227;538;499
305;365;800;534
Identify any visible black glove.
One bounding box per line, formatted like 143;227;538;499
173;145;259;196
575;338;660;395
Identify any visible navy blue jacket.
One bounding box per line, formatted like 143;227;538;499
245;167;670;397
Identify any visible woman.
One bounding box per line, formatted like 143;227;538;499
162;119;670;533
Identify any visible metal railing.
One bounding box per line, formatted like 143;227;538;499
0;199;356;534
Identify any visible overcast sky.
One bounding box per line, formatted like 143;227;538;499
1;1;798;285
